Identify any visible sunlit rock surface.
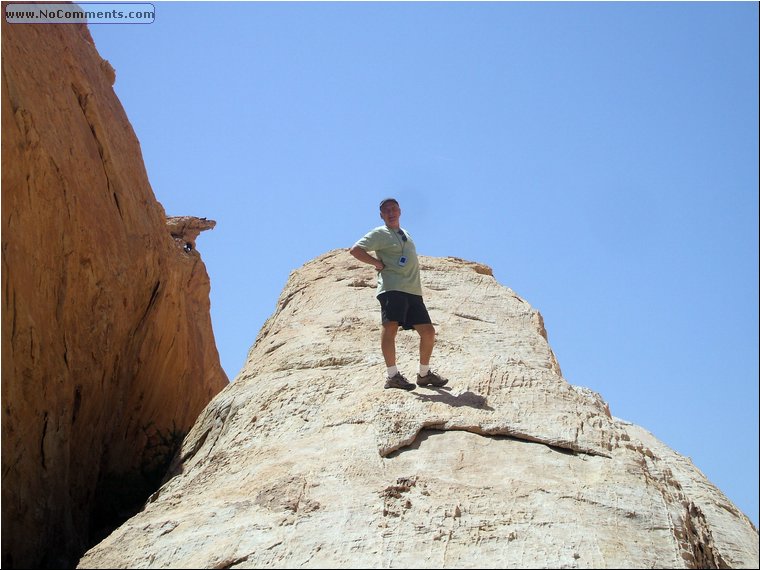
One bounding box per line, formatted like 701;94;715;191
78;251;758;569
2;19;228;569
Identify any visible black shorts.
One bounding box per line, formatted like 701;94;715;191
377;291;432;330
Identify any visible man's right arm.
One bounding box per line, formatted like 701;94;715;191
349;245;384;272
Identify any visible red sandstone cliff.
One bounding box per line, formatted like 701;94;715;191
1;18;229;568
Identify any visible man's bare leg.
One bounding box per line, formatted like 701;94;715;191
414;323;435;366
382;322;415;390
381;322;399;367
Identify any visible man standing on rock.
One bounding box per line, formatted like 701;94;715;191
349;198;448;391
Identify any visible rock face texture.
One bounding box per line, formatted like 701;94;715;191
78;251;758;569
1;20;228;569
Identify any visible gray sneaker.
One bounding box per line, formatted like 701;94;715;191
416;370;448;387
385;372;415;391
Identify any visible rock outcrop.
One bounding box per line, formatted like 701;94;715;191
78;251;758;569
166;215;216;252
1;19;228;569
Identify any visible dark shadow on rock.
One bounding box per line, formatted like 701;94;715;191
413;387;493;411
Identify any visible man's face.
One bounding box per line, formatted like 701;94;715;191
380;202;401;227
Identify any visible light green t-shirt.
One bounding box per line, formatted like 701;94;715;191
353;225;423;296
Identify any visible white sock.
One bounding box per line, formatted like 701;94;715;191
387;365;398;378
419;364;430;377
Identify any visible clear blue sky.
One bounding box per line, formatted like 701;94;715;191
89;1;758;527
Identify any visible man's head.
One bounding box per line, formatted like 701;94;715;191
379;198;401;229
379;198;399;210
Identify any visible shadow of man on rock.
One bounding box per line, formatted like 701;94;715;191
413;386;493;411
